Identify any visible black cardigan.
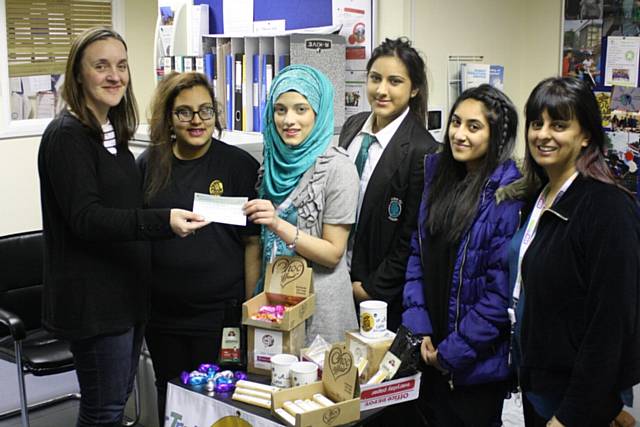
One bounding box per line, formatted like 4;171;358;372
338;111;439;330
38;111;173;340
519;176;640;426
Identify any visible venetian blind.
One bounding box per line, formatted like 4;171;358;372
6;0;112;77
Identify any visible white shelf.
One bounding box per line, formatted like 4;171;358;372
131;125;264;162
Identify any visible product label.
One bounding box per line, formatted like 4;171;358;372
253;328;283;370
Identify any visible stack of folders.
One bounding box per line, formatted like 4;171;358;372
159;51;292;133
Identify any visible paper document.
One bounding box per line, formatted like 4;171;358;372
192;193;248;226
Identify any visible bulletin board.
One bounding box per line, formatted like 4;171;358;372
561;0;640;194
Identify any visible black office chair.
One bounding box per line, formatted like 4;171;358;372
0;230;78;427
0;230;141;427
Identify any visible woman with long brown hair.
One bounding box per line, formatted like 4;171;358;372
138;72;260;425
38;28;206;426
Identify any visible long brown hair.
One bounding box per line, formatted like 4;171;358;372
367;37;428;126
145;72;222;201
427;84;518;243
61;27;138;145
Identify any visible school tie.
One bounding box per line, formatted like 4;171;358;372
354;134;376;177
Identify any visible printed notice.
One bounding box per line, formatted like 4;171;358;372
604;36;640;87
192;193;248;226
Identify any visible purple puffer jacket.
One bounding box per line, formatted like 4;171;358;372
402;154;523;386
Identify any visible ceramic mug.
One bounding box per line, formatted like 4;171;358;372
359;300;387;338
289;361;319;387
270;353;298;388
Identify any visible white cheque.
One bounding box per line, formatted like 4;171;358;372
192;193;248;226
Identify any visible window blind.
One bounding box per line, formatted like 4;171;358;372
6;0;112;77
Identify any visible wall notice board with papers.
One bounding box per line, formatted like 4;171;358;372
561;0;640;195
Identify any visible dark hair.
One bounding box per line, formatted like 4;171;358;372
145;72;222;201
367;37;428;126
427;84;518;243
61;27;138;145
524;76;618;190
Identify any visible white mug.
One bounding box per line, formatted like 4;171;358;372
270;353;298;388
359;300;387;338
289;361;319;387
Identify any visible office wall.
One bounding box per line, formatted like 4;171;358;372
0;0;562;236
0;0;157;236
378;0;562;157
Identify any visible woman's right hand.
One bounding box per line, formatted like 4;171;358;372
169;209;208;237
420;336;436;362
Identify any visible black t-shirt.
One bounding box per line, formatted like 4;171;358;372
138;139;259;332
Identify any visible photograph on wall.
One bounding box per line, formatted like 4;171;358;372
345;69;369;117
611;110;640;132
603;0;640;37
595;89;613;127
611;85;640;111
562;19;603;84
565;0;604;20
606;130;639;193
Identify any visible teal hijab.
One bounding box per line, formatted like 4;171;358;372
261;64;334;204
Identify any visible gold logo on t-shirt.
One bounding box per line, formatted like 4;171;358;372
209;180;224;196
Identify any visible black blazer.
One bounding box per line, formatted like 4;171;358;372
339;111;439;330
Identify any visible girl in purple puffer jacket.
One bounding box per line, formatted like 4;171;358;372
402;84;524;426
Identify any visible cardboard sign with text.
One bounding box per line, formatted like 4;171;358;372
359;372;421;411
243;256;315;331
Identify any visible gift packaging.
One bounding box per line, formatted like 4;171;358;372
242;256;315;375
271;343;361;426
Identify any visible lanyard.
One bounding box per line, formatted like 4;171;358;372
512;172;578;303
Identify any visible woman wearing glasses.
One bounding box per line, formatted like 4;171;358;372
138;72;260;425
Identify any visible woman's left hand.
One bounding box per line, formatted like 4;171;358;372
244;199;279;231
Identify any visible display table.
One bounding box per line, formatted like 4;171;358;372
164;376;385;427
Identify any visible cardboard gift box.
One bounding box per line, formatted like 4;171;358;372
272;343;361;427
243;256;315;375
345;330;395;383
242;256;315;331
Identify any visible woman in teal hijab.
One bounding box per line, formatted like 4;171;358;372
244;65;360;344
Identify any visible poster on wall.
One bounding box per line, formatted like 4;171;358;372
334;0;374;71
345;69;370;116
604;36;640;87
595;89;613;128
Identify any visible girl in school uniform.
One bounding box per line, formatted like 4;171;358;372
339;37;439;332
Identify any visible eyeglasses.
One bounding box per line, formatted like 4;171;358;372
173;106;215;122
